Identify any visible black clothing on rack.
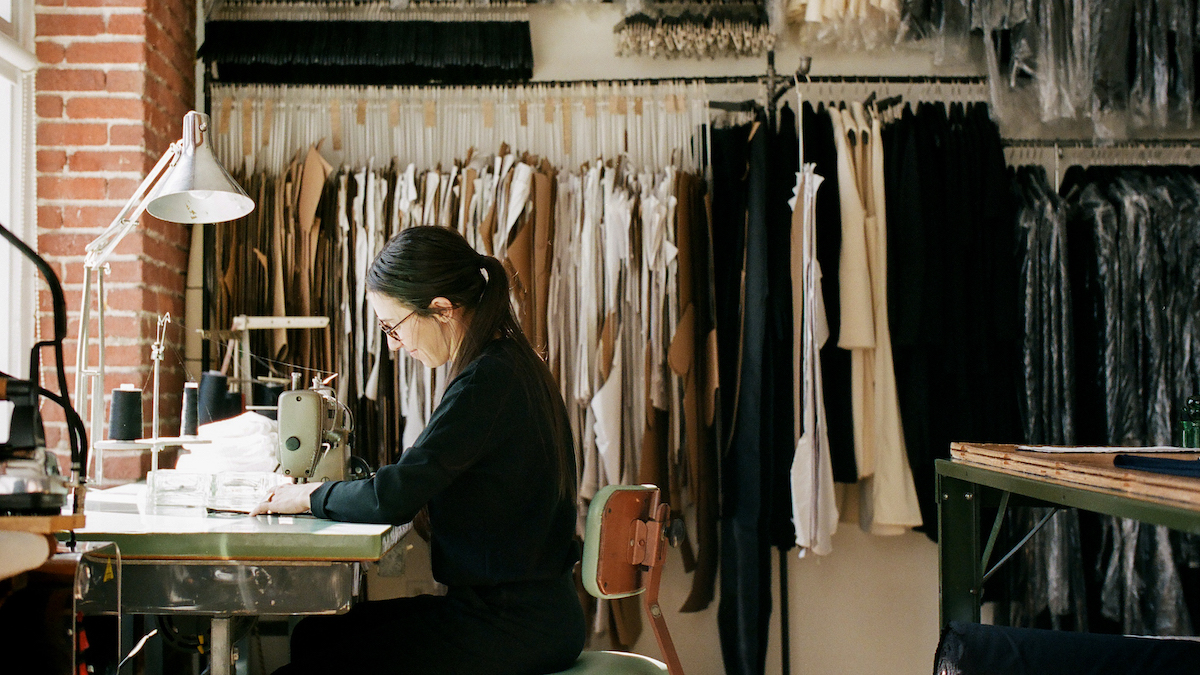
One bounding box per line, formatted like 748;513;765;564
765;103;798;550
884;101;1022;537
713;114;772;675
200;21;534;85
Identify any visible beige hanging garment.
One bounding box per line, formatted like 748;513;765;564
858;109;922;534
830;107;876;479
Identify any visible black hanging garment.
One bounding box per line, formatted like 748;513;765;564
802;101;857;484
885;101;1022;537
764;104;799;550
712;114;772;675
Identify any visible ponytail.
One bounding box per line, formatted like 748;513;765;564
366;226;577;504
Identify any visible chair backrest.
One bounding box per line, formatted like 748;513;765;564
580;484;684;675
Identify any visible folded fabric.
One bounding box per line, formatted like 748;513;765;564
934;621;1200;674
1113;454;1200;479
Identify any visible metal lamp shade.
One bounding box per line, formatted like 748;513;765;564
147;111;254;224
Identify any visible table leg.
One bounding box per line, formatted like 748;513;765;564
211;616;233;675
938;473;981;628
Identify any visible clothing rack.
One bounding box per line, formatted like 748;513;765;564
1003;137;1200;185
208;80;713;175
209;0;531;21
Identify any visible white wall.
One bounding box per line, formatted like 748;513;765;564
528;6;967;674
629;528;940;675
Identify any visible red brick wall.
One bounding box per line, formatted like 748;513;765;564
35;0;197;483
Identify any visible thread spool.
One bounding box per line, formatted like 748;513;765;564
198;371;229;426
108;384;143;441
181;382;199;436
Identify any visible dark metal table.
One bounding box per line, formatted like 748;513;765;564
936;444;1200;628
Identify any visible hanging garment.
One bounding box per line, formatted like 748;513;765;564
764;104;799;551
1064;167;1200;636
803;102;858;484
1002;164;1089;631
857;102;922;535
884;102;1022;538
790;161;838;556
826;100;921;535
199;20;536;86
714;117;773;675
829;105;875;479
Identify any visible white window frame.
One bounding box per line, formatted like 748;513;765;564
0;0;37;441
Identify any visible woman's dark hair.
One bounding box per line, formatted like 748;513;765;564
366;225;576;503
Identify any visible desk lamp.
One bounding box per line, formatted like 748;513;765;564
75;110;253;487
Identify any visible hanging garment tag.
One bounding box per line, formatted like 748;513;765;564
389;100;401;127
634;97;643;115
612;95;627;116
241;99;253;155
482;100;495;129
544;99;555;125
330;101;343;151
519;100;529;127
561;98;572;155
584;98;596;118
219;97;232;134
356;99;367;126
424;100;437;128
262;99;274;147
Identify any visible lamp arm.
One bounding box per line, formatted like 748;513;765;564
83;141;181;270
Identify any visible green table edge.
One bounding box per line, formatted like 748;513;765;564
935;458;1200;535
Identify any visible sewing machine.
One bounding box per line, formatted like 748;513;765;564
276;385;350;483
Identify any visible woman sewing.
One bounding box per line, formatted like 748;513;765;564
252;226;585;675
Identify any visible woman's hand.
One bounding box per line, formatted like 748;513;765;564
250;481;324;516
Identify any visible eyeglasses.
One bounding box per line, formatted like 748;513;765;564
379;311;418;341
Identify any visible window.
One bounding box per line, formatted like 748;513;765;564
0;0;35;442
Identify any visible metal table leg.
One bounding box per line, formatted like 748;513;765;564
211;616;233;675
938;473;981;628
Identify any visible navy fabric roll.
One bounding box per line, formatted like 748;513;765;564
108;386;142;441
197;371;229;426
180;382;199;436
934;621;1200;674
1113;454;1200;478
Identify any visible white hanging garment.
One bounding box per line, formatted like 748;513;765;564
336;172;352;404
790;164;838;556
365;169;390;401
352;169;369;398
591;335;624;489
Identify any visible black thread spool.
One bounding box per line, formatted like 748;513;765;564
108;385;143;441
181;381;199;436
197;371;229;426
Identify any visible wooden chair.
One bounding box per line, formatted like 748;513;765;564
549;484;684;675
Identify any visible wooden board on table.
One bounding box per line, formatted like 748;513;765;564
950;442;1200;509
0;513;85;533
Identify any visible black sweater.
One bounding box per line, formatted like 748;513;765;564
310;338;577;588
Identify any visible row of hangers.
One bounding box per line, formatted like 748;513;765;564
209;81;715;175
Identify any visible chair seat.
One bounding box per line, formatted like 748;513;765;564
547;650;670;674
